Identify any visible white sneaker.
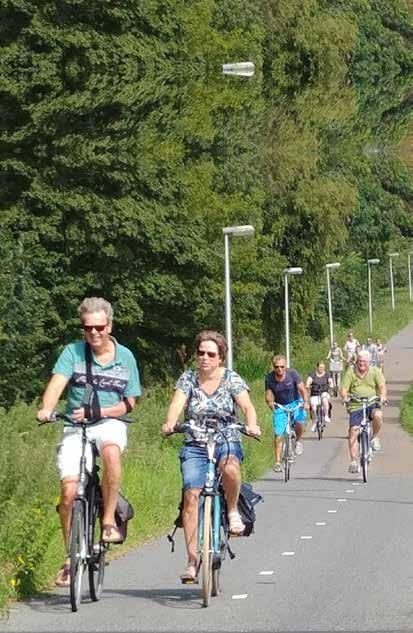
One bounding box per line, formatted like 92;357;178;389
295;441;303;456
311;423;316;432
371;437;381;451
348;460;360;474
325;415;331;423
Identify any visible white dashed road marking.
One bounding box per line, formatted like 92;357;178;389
337;498;347;502
315;522;326;526
259;571;274;576
300;535;312;540
328;510;337;513
282;551;295;556
232;594;248;600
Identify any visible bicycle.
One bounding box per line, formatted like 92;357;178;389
347;395;380;483
167;416;258;608
329;359;343;397
38;412;132;611
273;402;303;482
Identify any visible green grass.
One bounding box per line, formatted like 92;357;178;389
400;384;413;436
1;286;413;614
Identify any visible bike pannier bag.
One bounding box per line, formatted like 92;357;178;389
236;482;263;536
114;492;134;544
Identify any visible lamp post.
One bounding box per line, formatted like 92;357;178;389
283;267;303;368
389;252;399;311
222;62;255;77
367;258;380;333
223;225;255;370
325;262;340;348
408;252;413;301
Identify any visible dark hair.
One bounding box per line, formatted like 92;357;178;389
195;330;227;361
316;360;325;368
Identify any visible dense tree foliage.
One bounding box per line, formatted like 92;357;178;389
0;0;412;407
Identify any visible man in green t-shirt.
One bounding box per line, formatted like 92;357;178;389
37;297;141;586
341;350;387;474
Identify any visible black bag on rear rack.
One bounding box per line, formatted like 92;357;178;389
114;492;134;544
236;482;263;536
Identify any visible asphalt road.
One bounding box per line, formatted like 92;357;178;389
2;323;413;633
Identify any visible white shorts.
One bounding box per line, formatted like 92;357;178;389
310;393;330;408
56;419;128;480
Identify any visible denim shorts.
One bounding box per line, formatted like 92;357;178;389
349;403;380;427
179;442;244;490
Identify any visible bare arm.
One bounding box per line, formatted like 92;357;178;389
37;373;69;420
297;381;309;410
235;390;260;435
161;390;188;435
265;387;275;411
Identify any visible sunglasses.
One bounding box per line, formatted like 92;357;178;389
197;350;218;359
274;365;285;369
82;324;107;333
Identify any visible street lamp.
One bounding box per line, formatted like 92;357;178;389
408;252;413;301
222;62;255;77
367;258;380;333
283;267;303;368
325;262;340;348
389;252;399;310
223;225;255;370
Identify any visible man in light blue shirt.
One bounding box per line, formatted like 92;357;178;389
37;297;141;586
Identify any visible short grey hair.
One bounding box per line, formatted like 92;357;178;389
357;350;370;361
78;297;113;322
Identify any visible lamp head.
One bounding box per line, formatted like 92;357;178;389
283;267;303;276
223;225;255;238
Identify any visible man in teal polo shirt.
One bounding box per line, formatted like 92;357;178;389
37;297;141;586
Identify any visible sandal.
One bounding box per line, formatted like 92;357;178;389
102;523;123;544
180;562;197;584
55;564;70;587
228;511;245;536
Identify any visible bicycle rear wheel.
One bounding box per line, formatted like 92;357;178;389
360;432;369;483
201;496;213;607
88;486;106;601
70;500;86;612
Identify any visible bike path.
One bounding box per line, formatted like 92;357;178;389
2;322;413;632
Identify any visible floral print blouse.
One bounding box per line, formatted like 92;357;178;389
175;368;249;444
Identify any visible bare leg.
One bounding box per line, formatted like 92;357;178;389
348;426;359;461
274;434;283;462
295;422;303;442
371;409;383;439
220;456;241;514
59;478;78;552
100;443;121;527
182;488;201;565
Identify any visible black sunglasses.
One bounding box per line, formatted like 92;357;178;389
274;365;285;369
82;324;107;333
197;350;218;359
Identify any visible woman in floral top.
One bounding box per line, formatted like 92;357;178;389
162;330;260;583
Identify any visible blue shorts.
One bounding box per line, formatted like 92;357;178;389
179;442;244;490
349;403;380;427
273;399;307;436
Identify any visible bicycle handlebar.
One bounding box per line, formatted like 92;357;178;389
37;412;134;427
273;402;304;414
348;395;381;404
166;419;260;441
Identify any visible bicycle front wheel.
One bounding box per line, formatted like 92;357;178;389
70;500;86;612
88;487;106;601
201;496;213;607
317;409;323;441
283;435;290;482
360;432;369;483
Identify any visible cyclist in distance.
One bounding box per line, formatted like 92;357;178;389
265;355;309;472
343;330;359;368
161;330;260;584
37;297;141;586
341;350;387;474
376;338;386;373
327;340;344;364
306;361;333;432
363;337;378;367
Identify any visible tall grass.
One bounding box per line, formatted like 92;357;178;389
400;384;413;436
1;287;412;613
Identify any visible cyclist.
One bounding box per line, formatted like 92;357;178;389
306;361;333;432
327;340;344;364
265;355;309;472
161;330;260;584
376;338;386;373
341;350;387;474
37;297;141;586
343;330;359;367
363;337;378;367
